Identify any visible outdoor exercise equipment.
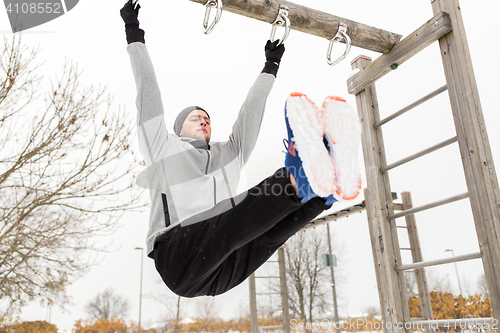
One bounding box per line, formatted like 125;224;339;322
202;0;222;34
184;0;500;331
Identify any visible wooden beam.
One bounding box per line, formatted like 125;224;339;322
401;192;434;329
303;193;399;231
248;273;258;333
278;248;290;333
347;11;452;95
187;0;402;54
432;0;500;322
353;57;410;332
302;202;366;231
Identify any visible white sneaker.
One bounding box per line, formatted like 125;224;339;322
322;96;362;200
285;93;337;197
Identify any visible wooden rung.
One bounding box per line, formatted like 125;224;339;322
302;202;366;230
393;203;404;211
347;11;452;95
400;247;412;251
395;252;481;271
186;0;402;53
257;309;281;312
256;292;280;295
303;193;399;231
255;276;280;279
387;192;469;220
382;136;458;173
375;85;448;128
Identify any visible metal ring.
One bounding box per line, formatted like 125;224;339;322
270;5;290;46
203;0;222;35
327;23;351;66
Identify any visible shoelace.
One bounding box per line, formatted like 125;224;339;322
282;138;295;154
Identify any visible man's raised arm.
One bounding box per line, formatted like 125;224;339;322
226;40;285;166
121;0;168;166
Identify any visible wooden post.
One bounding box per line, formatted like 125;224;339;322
401;192;434;333
185;0;401;54
354;55;411;332
278;247;290;333
249;273;259;333
431;0;500;321
326;223;340;333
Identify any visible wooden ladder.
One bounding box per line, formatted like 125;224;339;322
347;0;500;331
249;247;291;333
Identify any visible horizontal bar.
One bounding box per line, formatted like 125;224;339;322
395;252;482;271
387;192;469;220
187;0;402;53
348;11;452;95
411;317;496;328
304;203;366;230
255;276;280;279
400;248;412;250
393;203;404;211
257;310;281;313
304;193;399;231
375;85;448;128
382;136;458;173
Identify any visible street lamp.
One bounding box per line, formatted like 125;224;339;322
134;247;144;333
445;249;463;295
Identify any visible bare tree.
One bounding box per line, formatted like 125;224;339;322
284;227;331;322
196;296;220;321
426;268;452;293
477;274;489;297
0;36;144;314
146;282;187;332
84;288;131;320
363;305;380;317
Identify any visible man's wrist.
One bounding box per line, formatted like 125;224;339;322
125;26;145;44
261;60;279;77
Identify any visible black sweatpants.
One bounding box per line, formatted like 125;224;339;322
153;167;330;297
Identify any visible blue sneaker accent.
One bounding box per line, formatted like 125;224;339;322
284;138;318;203
324;194;337;206
284;101;318;203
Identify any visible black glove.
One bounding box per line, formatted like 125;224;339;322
262;40;285;77
120;0;140;27
265;40;285;64
120;0;145;44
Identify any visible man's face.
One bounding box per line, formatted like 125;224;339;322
179;109;211;143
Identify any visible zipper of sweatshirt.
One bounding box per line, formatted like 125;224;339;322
205;150;217;206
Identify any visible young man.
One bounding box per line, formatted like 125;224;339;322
121;0;341;297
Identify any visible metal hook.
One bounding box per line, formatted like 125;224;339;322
203;0;222;35
327;23;351;66
270;5;290;46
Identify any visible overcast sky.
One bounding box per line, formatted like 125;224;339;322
1;0;500;331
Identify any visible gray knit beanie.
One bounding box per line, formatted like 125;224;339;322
173;106;209;136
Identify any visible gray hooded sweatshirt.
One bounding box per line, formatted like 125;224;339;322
127;42;276;257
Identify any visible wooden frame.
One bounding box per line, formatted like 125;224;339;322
431;0;500;320
186;0;401;54
181;0;500;329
